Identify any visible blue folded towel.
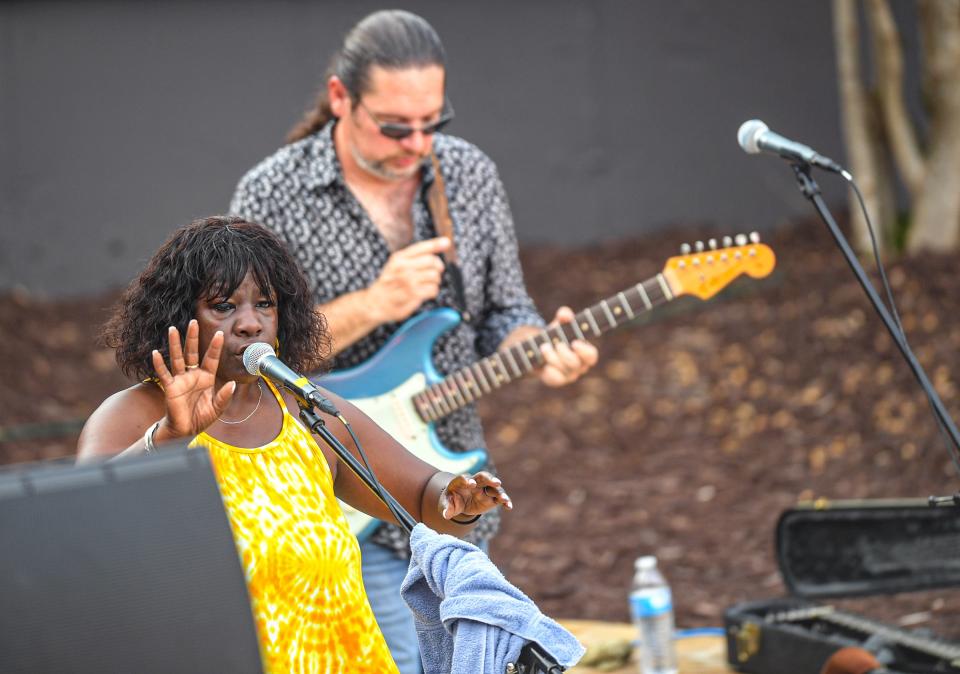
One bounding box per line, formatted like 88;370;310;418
400;523;585;674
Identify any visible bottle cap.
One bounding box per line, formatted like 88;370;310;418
635;555;657;570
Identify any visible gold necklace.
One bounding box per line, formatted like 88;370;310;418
218;380;264;425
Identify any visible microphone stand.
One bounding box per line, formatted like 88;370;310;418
297;401;417;534
299;400;567;673
790;163;960;506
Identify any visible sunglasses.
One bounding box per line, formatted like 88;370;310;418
357;98;455;140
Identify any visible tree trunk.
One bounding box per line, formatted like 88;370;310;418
907;0;960;252
833;0;896;254
865;0;926;197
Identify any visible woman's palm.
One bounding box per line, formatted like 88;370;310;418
153;321;235;438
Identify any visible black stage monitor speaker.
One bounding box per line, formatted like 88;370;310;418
0;446;263;673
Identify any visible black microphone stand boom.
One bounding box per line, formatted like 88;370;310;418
297;402;418;534
297;400;567;673
790;163;960;505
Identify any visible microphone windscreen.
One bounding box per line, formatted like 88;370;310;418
737;119;769;154
819;647;882;674
242;342;275;376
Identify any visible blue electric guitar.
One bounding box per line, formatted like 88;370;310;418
317;235;776;541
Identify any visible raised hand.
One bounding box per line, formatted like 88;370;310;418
440;471;513;520
366;237;451;323
152;319;236;442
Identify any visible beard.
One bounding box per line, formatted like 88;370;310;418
350;143;427;181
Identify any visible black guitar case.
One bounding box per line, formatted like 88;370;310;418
724;498;960;674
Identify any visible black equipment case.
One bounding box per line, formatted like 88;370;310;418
724;498;960;674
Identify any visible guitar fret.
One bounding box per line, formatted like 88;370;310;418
515;344;533;371
430;387;451;416
482;358;502;387
464;367;484;397
493;352;513;383
416;391;437;421
584;309;602;337
454;371;475;403
636;282;653;310
415;393;437;422
502;348;523;378
600;299;617;328
472;362;493;393
525;337;545;365
570;317;586;341
444;378;466;409
437;385;455;416
656;273;674;301
551;324;570;347
617;291;634;319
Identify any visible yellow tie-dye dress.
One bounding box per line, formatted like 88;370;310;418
191;378;398;674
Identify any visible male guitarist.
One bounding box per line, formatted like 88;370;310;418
230;10;598;672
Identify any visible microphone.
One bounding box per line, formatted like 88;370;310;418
738;119;845;174
242;343;340;416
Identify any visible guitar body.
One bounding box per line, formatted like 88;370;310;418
315;308;488;542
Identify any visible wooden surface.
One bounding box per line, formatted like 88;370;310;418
561;620;735;674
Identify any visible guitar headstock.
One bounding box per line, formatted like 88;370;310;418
663;233;776;300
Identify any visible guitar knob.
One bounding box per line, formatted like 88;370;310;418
723;236;733;247
749;231;760;243
708;238;717;250
681;243;691;255
695;240;705;252
735;234;748;246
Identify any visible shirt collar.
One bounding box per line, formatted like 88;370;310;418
305;122;342;189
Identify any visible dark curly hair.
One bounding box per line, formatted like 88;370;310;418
102;216;330;381
287;10;446;143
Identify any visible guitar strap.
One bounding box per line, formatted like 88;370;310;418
427;151;471;321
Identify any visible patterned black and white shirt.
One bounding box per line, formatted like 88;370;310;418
230;122;544;555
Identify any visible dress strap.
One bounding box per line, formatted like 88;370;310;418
261;377;289;414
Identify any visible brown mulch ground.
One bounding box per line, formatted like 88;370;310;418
2;219;959;645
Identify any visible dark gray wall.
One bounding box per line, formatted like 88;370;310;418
3;1;856;296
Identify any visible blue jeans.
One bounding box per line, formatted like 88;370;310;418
361;538;489;674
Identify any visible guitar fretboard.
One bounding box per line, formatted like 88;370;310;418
412;273;675;422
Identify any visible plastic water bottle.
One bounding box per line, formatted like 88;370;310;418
629;555;677;674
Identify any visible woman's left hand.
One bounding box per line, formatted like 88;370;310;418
440;471;513;520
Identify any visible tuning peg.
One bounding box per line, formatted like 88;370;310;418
708;238;717;250
749;231;760;243
695;240;705;252
735;234;748;246
722;235;733;247
681;242;691;255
